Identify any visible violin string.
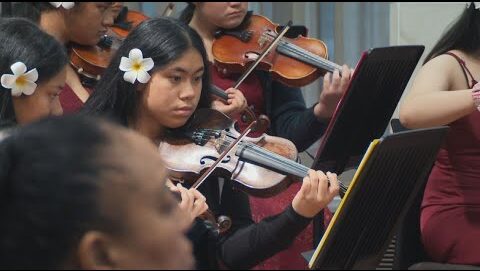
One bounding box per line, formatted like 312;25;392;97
261;32;343;72
196;130;347;192
262;32;334;68
198;129;310;175
240;141;348;192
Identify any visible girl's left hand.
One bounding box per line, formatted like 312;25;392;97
211;88;247;117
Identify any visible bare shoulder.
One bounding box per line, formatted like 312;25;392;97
419;52;468;86
422;53;460;74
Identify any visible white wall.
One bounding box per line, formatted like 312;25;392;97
389;2;466;119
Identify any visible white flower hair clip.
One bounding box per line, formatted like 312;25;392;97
466;2;480;9
49;2;75;10
1;62;38;97
119;48;154;84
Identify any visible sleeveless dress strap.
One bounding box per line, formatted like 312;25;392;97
444;52;478;88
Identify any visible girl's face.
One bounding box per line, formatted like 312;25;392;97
140;48;204;129
13;66;66;125
195;2;248;30
66;2;113;46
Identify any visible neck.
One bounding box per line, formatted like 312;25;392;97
132;109;165;145
40;10;69;45
189;13;216;42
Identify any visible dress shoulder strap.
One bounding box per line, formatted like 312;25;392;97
444;52;478;88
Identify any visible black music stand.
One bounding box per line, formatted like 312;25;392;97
308;127;449;270
311;46;425;244
313;46;425;174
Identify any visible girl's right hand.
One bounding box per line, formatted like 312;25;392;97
292;170;339;218
168;182;209;225
211;88;247;117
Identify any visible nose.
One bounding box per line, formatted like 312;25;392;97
229;2;242;7
179;82;196;101
102;11;114;27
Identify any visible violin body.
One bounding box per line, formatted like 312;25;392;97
110;10;149;38
69;9;149;84
212;14;343;87
159;108;300;197
69;39;116;82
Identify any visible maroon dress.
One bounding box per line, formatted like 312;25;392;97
59;84;92;114
420;52;480;265
211;65;312;270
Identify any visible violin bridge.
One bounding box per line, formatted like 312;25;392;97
214;132;228;154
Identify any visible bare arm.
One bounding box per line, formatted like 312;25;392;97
399;55;476;129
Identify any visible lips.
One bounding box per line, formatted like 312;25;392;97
228;11;244;17
172;106;194;117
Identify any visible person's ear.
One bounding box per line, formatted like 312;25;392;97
76;231;117;270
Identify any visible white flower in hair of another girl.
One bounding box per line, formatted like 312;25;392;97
1;62;38;97
119;48;154;84
49;2;75;9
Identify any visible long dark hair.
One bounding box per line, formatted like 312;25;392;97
83;17;211;127
10;2;81;23
0;17;68;128
424;2;480;64
0;115;116;269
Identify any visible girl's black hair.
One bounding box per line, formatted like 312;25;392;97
0;115;116;269
424;2;480;64
0;17;68;128
83;17;211;127
10;2;80;23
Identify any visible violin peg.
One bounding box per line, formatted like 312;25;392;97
214;30;224;38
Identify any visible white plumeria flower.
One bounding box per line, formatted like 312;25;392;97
466;2;480;9
119;48;154;84
1;62;38;97
49;2;75;9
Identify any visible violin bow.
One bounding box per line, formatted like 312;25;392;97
162;3;175;17
191;120;258;190
233;20;293;89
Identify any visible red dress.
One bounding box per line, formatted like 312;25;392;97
59;84;92;114
420;52;480;265
211;66;312;270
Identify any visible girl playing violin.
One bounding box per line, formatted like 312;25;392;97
12;2;114;114
180;2;353;268
83;17;339;269
0;17;67;132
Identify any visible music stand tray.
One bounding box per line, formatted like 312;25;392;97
309;127;449;270
313;46;425;174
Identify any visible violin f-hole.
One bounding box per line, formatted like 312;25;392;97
200;155;232;165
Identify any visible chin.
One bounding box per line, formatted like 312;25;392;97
165;118;190;129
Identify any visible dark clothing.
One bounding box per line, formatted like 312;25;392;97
192;179;311;270
258;71;328;152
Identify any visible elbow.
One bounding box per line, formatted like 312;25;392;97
399;106;419;129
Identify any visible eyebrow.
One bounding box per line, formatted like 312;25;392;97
169;67;204;74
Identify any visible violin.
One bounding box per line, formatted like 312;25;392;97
170;186;232;235
159;108;348;198
69;6;151;86
212;14;344;88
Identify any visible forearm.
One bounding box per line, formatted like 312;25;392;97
400;89;475;129
218;204;311;269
